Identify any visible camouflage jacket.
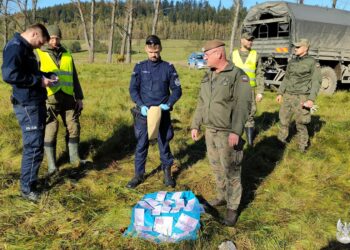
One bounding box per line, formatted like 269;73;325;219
191;61;252;136
278;55;321;101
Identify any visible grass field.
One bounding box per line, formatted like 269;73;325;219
1;40;350;249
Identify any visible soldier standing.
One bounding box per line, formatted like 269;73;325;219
276;38;321;152
36;25;85;177
191;40;252;226
232;32;264;146
127;35;182;189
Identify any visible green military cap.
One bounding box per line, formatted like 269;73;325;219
241;32;254;40
202;39;225;52
293;38;310;48
47;25;62;38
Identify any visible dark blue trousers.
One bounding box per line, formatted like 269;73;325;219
13;104;46;194
134;111;174;176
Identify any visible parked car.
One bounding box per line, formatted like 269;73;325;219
188;52;207;69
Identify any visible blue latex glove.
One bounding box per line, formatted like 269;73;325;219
141;106;149;116
160;104;170;111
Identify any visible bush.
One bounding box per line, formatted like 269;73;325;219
63;41;81;53
94;40;108;53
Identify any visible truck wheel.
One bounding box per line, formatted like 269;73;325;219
320;67;337;95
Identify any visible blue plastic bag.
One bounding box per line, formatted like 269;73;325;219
124;191;204;243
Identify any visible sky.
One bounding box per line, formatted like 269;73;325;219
23;0;350;11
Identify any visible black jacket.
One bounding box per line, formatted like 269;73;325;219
2;33;46;105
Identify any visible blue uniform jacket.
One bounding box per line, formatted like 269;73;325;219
2;33;46;105
129;59;182;108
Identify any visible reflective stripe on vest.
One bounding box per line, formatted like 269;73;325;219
232;49;257;87
36;49;74;96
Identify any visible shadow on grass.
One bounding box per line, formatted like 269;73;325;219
239;114;325;213
239;135;286;212
255;111;279;135
172;136;207;180
45;123;136;188
320;241;350;250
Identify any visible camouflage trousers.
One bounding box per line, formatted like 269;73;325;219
44;91;81;147
278;93;311;149
245;88;256;128
205;128;243;210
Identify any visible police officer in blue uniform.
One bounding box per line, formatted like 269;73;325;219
2;24;55;202
127;35;182;188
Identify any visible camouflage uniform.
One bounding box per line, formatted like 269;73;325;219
277;55;321;150
234;50;264;128
191;61;252;210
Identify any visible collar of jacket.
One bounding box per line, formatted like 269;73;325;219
15;32;32;50
41;44;66;54
210;60;235;73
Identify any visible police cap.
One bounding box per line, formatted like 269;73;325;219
146;35;161;46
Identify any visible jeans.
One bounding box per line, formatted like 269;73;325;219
13;104;46;194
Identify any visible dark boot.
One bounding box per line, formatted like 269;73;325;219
246;127;255;146
44;146;57;175
126;175;144;189
223;209;238;227
163;167;175;187
208;198;227;207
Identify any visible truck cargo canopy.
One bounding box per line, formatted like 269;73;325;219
244;1;350;50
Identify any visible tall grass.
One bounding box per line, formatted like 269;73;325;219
0;41;349;249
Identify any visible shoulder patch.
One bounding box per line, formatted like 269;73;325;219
241;75;249;83
175;78;181;86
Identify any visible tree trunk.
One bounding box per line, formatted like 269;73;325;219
15;0;29;29
74;0;92;63
229;0;240;57
120;5;129;56
2;0;9;44
151;0;160;35
125;0;133;64
89;0;95;63
31;0;37;23
107;0;117;63
332;0;337;8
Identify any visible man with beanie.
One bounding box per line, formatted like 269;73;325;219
232;32;264;146
128;35;182;189
36;25;85;177
191;40;252;226
2;23;55;202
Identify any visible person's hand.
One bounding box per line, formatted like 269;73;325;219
75;99;83;112
256;93;263;102
276;95;283;104
41;76;57;88
191;129;199;141
159;104;170;111
228;132;239;147
302;100;314;109
141;106;149;116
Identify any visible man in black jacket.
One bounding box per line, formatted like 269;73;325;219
2;23;56;202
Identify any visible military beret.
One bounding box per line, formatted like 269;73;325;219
293;38;310;48
47;25;62;38
241;32;254;40
146;35;161;46
202;39;225;52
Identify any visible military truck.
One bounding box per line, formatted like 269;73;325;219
242;1;350;94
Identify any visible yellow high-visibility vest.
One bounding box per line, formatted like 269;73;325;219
36;49;74;96
232;49;257;87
